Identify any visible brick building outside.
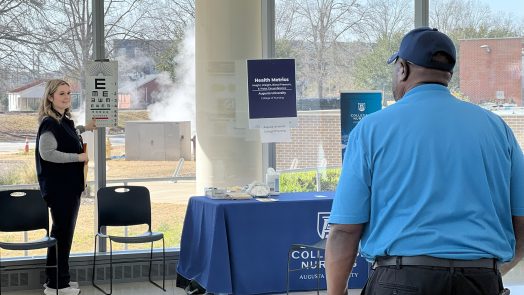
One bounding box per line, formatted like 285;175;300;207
276;110;524;171
277;38;524;170
459;38;524;106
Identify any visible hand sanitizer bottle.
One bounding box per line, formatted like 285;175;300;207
266;167;280;195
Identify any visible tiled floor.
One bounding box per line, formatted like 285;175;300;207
4;281;523;295
2;280;364;295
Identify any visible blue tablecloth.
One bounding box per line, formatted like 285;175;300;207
176;192;369;294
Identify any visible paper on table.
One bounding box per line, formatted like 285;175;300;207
227;192;252;200
256;198;278;202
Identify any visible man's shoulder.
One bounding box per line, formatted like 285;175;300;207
455;99;506;124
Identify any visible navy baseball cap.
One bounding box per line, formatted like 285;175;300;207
387;27;456;72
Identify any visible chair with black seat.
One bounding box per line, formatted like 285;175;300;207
286;239;327;295
0;189;58;295
91;185;165;295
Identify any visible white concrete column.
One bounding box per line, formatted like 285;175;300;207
195;0;263;191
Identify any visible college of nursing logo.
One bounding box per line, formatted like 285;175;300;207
358;102;366;112
290;212;360;281
317;212;331;239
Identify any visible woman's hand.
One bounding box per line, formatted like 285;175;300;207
78;153;88;162
85;119;97;131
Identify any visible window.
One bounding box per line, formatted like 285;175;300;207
0;0;196;256
275;0;413;191
430;0;524;285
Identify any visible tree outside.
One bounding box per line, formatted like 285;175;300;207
275;0;523;102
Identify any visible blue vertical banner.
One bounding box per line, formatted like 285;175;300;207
339;91;382;288
340;91;383;159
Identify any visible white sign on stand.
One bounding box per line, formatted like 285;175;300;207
260;124;291;143
85;60;118;127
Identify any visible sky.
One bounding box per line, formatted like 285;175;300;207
482;0;524;19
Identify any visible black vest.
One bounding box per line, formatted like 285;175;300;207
35;116;84;197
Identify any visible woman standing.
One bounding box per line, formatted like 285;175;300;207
35;79;96;295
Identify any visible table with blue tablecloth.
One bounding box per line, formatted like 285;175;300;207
176;192;369;295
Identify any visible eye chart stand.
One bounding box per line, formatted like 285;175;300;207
85;58;118;254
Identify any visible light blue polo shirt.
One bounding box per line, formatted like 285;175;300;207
330;84;524;262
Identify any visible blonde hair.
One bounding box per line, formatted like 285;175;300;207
37;79;72;123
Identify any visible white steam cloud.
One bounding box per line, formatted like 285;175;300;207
148;26;196;134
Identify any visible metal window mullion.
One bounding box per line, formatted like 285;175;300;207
261;0;277;173
92;0;107;253
415;0;429;28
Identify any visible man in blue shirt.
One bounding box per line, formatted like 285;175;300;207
326;27;524;295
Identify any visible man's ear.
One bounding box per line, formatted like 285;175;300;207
399;59;409;81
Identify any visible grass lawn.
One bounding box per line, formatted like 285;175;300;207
0;110;150;141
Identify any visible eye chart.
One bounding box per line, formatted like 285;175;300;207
85;60;118;127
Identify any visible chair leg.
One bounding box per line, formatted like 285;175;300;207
109;240;113;295
148;241;153;283
92;236;110;295
0;249;61;295
1;250;3;295
286;248;292;295
92;237;96;287
162;238;166;291
148;240;166;291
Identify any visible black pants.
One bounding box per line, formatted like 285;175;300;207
45;193;81;289
362;265;503;295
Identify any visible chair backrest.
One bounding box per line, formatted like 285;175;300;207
97;186;152;231
0;189;49;234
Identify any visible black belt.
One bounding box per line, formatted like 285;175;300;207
374;256;498;269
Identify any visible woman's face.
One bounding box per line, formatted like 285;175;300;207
49;84;71;114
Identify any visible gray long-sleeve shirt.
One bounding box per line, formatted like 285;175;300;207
38;125;85;163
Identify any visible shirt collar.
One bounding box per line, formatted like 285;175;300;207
401;83;451;102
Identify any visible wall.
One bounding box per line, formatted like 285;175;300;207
276;110;524;170
459;38;523;105
502;114;524;147
277;110;341;170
